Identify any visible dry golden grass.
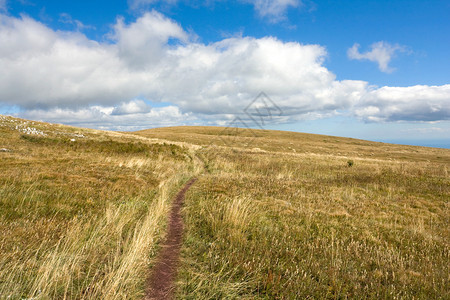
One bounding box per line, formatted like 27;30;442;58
135;126;449;163
0;116;201;299
135;126;449;299
1;117;449;299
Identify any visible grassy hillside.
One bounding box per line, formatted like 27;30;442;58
135;126;449;299
135;126;448;163
1;118;448;299
0;116;202;299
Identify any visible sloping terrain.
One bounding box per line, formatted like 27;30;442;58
135;126;449;299
0;116;201;299
1;118;448;299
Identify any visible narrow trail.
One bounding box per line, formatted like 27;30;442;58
145;178;197;300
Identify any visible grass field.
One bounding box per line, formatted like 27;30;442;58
1;116;449;299
135;126;449;299
0;116;202;299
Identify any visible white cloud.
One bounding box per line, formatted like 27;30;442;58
19;102;197;131
0;13;171;108
0;0;6;12
0;12;449;130
244;0;301;21
111;99;152;115
347;41;406;73
356;84;450;122
111;10;189;69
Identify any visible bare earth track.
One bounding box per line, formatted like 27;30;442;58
146;178;197;300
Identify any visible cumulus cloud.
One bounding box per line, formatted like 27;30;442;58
0;12;354;116
347;41;406;73
111;10;189;69
356;84;450;122
111;99;152;115
0;12;185;108
0;12;449;129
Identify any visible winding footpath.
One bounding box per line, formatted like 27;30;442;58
145;178;197;300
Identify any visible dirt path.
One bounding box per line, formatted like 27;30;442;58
145;178;197;300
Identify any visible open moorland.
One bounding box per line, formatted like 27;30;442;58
136;126;449;299
0;116;202;299
1;116;449;299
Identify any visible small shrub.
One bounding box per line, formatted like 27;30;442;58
347;160;354;167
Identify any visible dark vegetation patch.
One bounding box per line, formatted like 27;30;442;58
20;134;186;158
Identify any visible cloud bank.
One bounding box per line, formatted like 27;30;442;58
0;12;449;130
19;102;197;131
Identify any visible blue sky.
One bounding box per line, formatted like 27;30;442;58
0;0;449;148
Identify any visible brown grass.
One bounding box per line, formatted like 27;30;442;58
135;126;449;299
1;117;448;299
0;116;200;299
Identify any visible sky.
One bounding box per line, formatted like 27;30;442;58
0;0;449;148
